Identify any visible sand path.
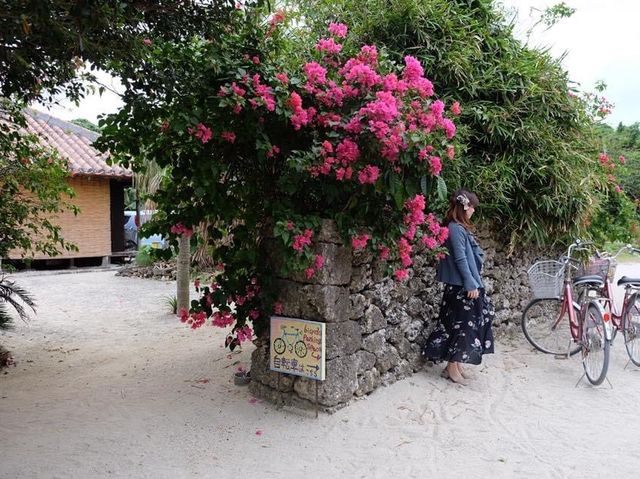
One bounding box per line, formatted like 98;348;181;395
1;265;640;478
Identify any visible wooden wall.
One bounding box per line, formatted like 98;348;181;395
8;176;113;259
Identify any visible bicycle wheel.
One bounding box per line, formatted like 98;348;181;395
294;341;307;358
581;303;610;386
623;293;640;366
273;338;286;355
522;298;581;355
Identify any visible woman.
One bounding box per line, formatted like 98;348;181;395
423;189;495;385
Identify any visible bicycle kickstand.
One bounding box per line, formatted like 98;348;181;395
574;373;614;389
554;341;574;360
565;341;573;359
623;359;640;371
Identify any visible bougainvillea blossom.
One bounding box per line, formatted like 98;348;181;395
176;20;458;346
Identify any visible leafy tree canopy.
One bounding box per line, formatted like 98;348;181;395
0;0;237;104
0;0;236;258
301;0;613;246
598;122;640;201
588;122;640;243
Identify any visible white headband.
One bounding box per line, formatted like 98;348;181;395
456;194;470;210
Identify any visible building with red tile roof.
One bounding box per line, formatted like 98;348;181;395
7;110;132;262
25;110;131;179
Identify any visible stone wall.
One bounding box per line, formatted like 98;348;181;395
249;221;549;411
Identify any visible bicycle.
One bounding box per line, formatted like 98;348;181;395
522;240;611;385
583;245;640;366
272;325;308;358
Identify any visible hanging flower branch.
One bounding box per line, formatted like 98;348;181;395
115;11;461;349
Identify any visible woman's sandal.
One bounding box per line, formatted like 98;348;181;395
458;366;476;380
440;368;469;386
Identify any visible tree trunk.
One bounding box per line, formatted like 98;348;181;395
134;187;141;251
176;234;190;313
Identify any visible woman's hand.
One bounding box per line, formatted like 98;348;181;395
466;289;479;299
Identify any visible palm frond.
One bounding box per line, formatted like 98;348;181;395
0;304;15;329
0;276;37;324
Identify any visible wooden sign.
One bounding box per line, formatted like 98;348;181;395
269;316;326;381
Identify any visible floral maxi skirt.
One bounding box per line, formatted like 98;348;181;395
422;284;495;365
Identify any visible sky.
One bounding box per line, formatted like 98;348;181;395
500;0;640;126
35;0;640;127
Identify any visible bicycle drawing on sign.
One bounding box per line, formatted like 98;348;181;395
270;316;326;381
272;324;308;358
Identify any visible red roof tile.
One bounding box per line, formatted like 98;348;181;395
25;110;132;179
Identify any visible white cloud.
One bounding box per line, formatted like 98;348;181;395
501;0;640;126
32;69;123;125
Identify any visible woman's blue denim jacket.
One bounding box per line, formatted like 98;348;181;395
436;221;484;291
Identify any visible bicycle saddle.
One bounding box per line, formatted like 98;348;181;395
617;276;640;287
573;275;604;287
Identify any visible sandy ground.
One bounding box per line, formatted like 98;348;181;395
1;264;640;479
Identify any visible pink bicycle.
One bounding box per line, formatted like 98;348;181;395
585;245;640;366
521;240;626;385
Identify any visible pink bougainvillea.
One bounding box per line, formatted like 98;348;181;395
170;223;193;237
428;156;442;176
177;20;457;346
212;311;235;328
357;164;380;184
266;145;280;158
351;234;370;250
221;131;237;143
188;123;213;144
394;269;409;281
276;72;289;84
292;229;313;251
316;38;343;55
236;325;254;343
328;22;348;38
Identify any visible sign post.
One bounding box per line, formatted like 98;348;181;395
269;316;326;416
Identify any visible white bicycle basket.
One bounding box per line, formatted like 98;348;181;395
527;260;566;299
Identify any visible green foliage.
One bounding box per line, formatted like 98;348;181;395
134;244;173;266
0;275;36;329
301;0;606;246
1;1;237;260
590;189;639;244
149;246;175;263
135;246;155;267
598;123;640;201
163;295;178;315
538;3;576;28
588;122;640;244
70;118;101;132
97;4;458;345
0;102;79;259
0;0;238;104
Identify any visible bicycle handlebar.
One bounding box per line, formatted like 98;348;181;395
558;255;581;269
560;240;639;268
565;240;595;261
596;244;640;260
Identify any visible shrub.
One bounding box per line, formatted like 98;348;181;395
135;246;155;267
99;10;458;347
301;0;608;246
